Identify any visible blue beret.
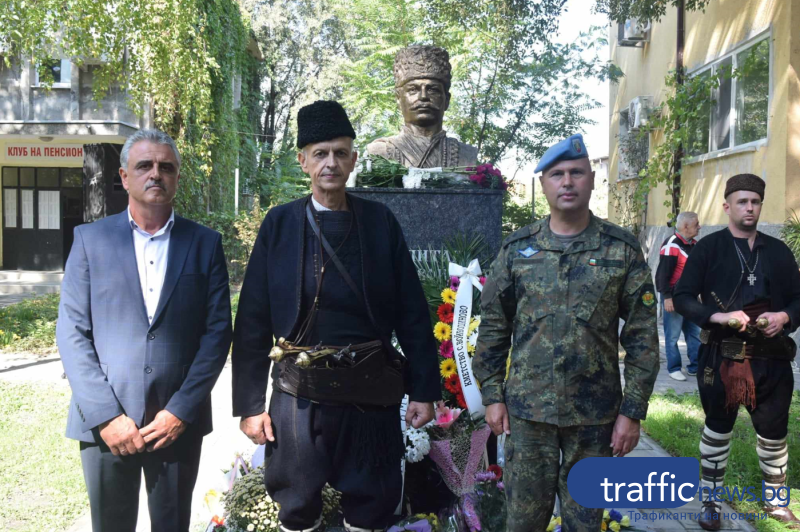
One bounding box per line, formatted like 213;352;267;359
534;133;589;173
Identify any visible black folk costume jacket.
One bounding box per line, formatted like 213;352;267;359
231;194;441;417
673;228;800;331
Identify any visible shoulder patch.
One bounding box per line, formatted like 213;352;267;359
598;219;641;250
641;289;656;308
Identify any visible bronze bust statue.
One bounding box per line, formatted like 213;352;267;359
367;45;478;169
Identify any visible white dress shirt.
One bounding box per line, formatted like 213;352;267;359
128;207;175;324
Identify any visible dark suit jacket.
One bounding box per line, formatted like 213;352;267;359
57;211;233;442
231;194;441;417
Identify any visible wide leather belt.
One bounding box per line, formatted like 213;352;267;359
705;335;797;361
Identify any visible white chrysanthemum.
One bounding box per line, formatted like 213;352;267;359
404;427;431;462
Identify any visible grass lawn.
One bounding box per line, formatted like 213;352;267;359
642;390;800;532
0;294;60;354
0;381;87;531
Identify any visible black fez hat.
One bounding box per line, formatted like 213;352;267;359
296;100;356;149
724;173;765;200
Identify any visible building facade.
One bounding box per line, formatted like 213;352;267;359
0;57;152;270
608;0;800;269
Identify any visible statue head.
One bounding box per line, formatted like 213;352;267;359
393;45;452;129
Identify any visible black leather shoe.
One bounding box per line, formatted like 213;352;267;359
699;502;721;531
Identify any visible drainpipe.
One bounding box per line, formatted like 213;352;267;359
672;0;685;225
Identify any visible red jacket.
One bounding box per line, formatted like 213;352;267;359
655;232;696;298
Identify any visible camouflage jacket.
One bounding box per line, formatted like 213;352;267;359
473;215;659;426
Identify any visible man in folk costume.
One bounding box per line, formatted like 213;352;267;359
674;174;800;530
231;100;440;532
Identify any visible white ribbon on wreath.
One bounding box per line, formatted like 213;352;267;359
448;259;485;418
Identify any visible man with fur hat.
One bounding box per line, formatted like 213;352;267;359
674;174;800;530
232;100;440;532
367;45;478;168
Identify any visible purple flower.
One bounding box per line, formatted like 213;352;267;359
475;471;496;482
497;481;504;490
450;276;461;291
609;510;623;522
554;526;561;532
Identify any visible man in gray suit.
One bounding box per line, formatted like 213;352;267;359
57;129;233;532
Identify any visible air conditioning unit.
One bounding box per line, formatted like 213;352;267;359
628;96;653;131
618;19;651;47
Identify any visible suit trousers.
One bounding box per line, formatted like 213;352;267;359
79;430;203;532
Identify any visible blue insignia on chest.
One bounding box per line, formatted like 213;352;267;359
517;246;539;258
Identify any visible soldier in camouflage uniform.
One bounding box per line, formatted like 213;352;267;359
473;134;660;532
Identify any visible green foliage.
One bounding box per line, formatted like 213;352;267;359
414;233;488;322
1;0;259;219
643;391;800;532
502;192;550;237
238;0;619;184
595;0;712;23
356;157;408;188
0;294;59;354
337;0;620;172
193;198;267;283
630;47;767;226
781;211;800;266
0;381;87;531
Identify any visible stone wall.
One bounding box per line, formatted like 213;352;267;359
347;187;504;261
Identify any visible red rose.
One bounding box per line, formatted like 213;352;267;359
487;464;503;480
437;303;454;324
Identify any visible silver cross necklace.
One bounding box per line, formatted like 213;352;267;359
734;241;759;286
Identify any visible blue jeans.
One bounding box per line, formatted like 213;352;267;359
662;297;700;374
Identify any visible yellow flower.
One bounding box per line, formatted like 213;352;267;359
440;358;457;378
601;522;607;531
621;516;631;527
434;322;451;342
547;520;556;532
467;342;476;354
603;510;610;520
555;517;561;525
441;288;457;305
610;522;620;532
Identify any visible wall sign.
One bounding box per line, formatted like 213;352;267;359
5;144;84;164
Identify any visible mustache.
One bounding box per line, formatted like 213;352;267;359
145;181;164;190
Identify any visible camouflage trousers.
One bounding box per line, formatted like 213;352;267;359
505;416;614;532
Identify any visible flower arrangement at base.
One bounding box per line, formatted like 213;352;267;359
405;426;432;463
473;465;506;532
222;465;340;531
355;156;509;191
388;513;441;532
546;509;633;532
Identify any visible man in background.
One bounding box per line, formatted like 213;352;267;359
655;211;701;381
